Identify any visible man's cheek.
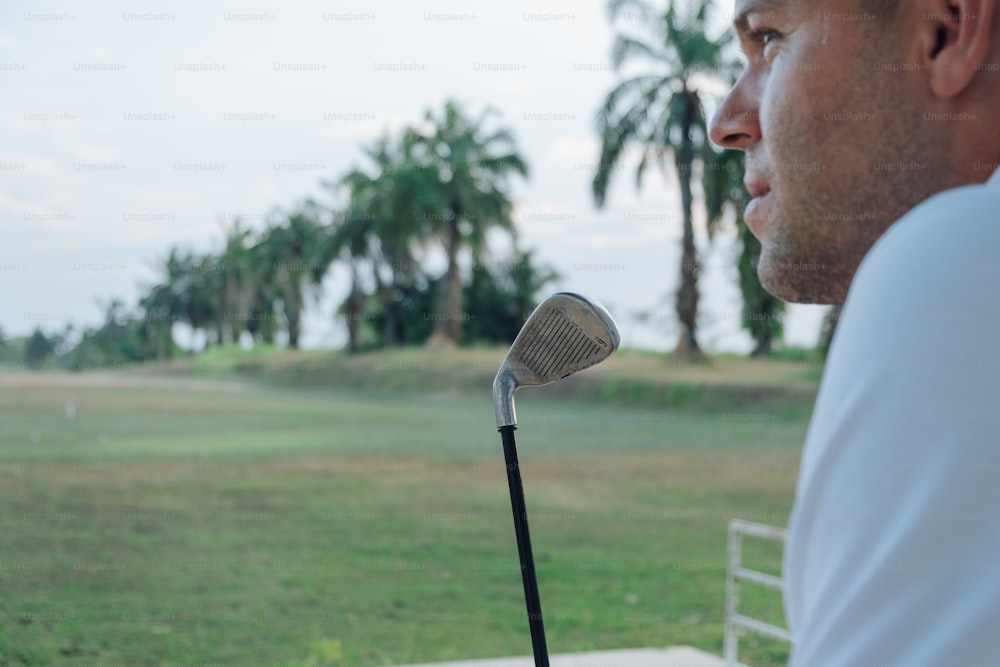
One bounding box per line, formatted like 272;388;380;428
757;76;788;158
759;65;792;125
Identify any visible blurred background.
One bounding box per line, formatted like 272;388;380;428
1;1;822;665
0;0;834;360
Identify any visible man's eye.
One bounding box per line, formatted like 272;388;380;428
751;29;781;51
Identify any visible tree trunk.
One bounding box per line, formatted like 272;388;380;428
345;262;361;353
215;289;227;346
286;284;301;350
673;88;704;362
380;284;397;348
261;305;276;345
427;215;462;347
231;283;249;346
138;321;150;362
164;323;173;359
220;278;232;346
223;277;243;345
751;332;773;357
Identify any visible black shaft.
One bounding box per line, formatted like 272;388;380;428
499;424;549;667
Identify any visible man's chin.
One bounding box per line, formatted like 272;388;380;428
757;256;845;306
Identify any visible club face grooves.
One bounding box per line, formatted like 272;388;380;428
493;292;620;428
515;312;598;378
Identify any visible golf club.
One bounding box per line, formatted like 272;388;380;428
492;292;621;667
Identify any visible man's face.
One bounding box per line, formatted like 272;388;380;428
709;0;935;304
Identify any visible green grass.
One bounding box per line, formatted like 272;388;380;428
157;344;823;405
0;351;812;666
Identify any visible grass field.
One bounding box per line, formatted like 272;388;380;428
0;348;818;666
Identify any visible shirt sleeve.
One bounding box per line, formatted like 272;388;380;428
783;185;1000;666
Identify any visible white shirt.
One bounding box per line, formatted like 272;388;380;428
785;168;1000;666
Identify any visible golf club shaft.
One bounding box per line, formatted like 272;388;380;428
499;425;550;667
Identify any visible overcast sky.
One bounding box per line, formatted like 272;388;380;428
0;0;828;352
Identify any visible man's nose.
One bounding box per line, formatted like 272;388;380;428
709;73;761;151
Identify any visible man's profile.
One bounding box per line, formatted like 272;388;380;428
709;0;1000;663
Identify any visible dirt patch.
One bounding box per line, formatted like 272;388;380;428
0;371;254;394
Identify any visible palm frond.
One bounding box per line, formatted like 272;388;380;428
635;145;654;191
597;74;673;126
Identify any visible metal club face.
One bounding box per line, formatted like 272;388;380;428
493;292;621;428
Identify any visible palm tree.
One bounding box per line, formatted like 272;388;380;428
255;210;324;350
593;0;734;360
216;219;257;346
407;100;529;347
144;247;217;351
245;235;277;346
138;281;176;360
195;253;226;345
334;133;437;347
327;212;369;352
295;198;373;351
139;248;186;359
314;199;377;352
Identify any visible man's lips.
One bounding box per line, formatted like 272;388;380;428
743;180;772;237
744;179;770;200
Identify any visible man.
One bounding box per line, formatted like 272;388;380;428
709;0;1000;664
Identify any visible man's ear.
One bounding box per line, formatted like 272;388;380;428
915;0;995;98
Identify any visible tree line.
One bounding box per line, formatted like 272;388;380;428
6;0;790;372
9;100;559;371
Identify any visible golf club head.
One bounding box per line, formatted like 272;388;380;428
493;292;621;429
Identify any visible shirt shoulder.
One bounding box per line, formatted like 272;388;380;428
848;175;1000;313
784;176;1000;666
820;176;1000;392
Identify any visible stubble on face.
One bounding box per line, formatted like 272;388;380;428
748;0;943;304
